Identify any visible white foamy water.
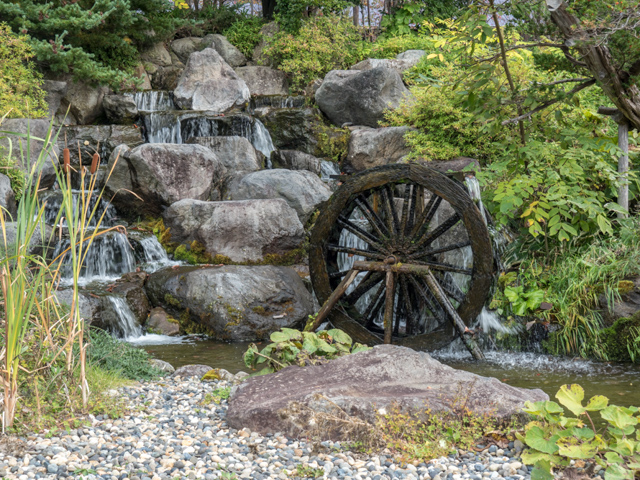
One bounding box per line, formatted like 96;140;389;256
124;333;191;346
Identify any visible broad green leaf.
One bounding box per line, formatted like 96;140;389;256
280;328;302;341
302;337;318;354
604;464;634;480
557;442;597;459
525;426;560;454
572;427;595;440
531;460;554;480
605;452;623;464
601;405;638;430
585;395;609;411
351;343;370;354
520;449;551;465
556;384;586;416
317;339;337;354
327;329;352;346
270;331;289;343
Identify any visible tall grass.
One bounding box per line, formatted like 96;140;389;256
0;114;126;430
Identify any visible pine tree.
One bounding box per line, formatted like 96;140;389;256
0;0;184;90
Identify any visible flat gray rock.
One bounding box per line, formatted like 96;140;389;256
344;126;412;172
227;344;549;439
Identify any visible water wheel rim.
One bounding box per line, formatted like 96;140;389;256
309;163;494;346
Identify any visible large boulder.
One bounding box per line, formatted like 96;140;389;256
315;67;413;128
147;307;180;336
0;174;17;218
251;22;279;66
55;290;102;326
271;150;322;176
107;271;151;327
186;136;263;174
253;107;323;155
235;66;289;96
227;344;549;439
146;265;314;341
103;95;139;124
41;80;68;120
344;126;412;172
152;65;184;91
62;80;110;125
0;118;57;188
170;37;203;64
203;34;247;68
141;43;173;67
173;48;250;112
227;169;331;223
163;198;304;262
350;50;425;76
106;143;226;217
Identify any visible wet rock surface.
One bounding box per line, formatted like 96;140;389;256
103;95;139;124
163;198;304;262
227;345;548;438
145;265;314;341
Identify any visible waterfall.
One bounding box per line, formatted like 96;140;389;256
53;231;136;285
320;160;340;181
143;113;182;144
251;118;276;163
108;296;142;339
127;91;174;112
137;235;179;272
180;114;275;162
464;175;487;225
249;95;305;111
43;190;117;227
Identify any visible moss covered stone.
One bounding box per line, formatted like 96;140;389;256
598;312;640;362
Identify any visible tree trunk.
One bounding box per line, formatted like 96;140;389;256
262;0;276;19
547;1;640;130
353;5;360;26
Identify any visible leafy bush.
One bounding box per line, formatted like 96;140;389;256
520;384;640;480
243;327;370;374
263;15;370;92
0;0;184;89
87;328;165;381
0;151;25;202
176;4;245;37
0;24;48;118
274;0;358;34
223;15;265;57
379;0;468;38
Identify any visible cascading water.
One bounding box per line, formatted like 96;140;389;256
136;235;179;272
43;190;117;227
320;160;340;181
249;95;306;111
180;114;276;163
128;91;174;111
53;231;136;285
128;91;182;144
108;296;143;339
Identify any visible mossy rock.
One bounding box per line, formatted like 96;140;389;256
202;369;223;381
598;312;640;362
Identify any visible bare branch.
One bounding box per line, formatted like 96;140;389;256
559;46;588;68
501;78;596;125
542;77;594;86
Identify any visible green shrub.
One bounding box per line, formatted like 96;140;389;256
177;4;245;36
243;327;370;374
0;0;184;89
0;151;25;202
263;15;370;92
223;15;265;57
0;23;48;118
520;384;640;480
274;0;358;34
87;328;165;381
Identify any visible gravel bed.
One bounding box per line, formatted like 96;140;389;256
0;376;550;480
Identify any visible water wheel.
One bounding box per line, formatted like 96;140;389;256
308;163;495;353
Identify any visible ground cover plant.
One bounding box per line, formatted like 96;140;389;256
520;384;640;480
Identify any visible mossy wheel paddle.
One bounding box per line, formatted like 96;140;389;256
308;163;495;350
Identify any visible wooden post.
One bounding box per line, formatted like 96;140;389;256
598;107;630;218
618;121;629;219
306;269;359;331
383;271;396;344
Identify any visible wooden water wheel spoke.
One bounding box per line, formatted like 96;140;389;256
382;185;401;237
326;244;386;261
410;259;473;275
398;184;413;242
409;241;471;259
342;271;384;305
410;194;442;240
336;216;388;253
354;195;389;238
409;212;461;253
310;164;494;354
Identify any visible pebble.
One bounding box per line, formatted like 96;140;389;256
0;377;534;479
